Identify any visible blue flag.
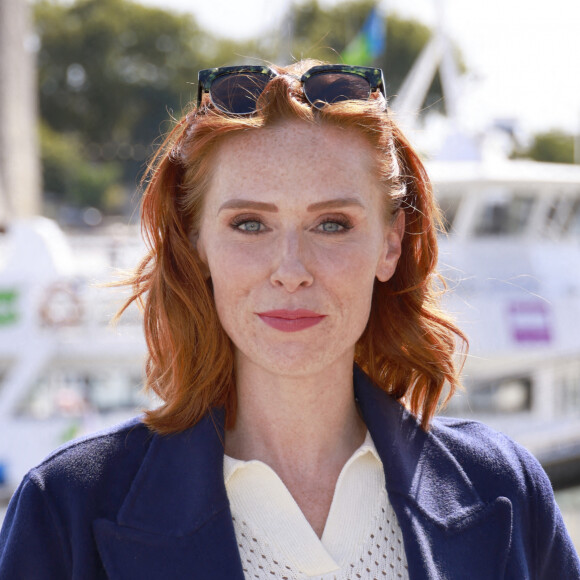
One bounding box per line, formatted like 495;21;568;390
342;6;386;65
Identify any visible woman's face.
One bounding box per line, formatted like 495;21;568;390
196;121;403;378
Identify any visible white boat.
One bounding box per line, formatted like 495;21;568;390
389;9;580;487
0;218;149;492
433;159;580;487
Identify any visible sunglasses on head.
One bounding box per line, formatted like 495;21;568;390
196;64;387;115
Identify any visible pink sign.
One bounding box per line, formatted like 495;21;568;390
508;301;552;343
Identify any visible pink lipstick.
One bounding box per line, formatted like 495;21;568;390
257;309;326;332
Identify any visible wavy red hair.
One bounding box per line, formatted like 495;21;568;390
119;60;467;433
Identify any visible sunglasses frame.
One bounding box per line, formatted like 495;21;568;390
197;64;387;115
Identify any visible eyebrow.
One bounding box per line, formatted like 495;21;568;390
218;200;278;213
218;197;364;213
307;197;365;211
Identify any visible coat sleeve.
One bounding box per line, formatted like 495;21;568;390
509;440;580;579
0;473;71;579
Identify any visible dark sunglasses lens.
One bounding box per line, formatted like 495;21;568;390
303;72;371;108
210;72;271;115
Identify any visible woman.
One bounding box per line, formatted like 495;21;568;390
0;61;578;579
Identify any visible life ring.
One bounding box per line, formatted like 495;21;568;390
38;281;83;327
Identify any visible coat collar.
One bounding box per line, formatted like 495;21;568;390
354;366;511;578
93;410;245;578
353;365;484;525
115;410;228;536
94;367;511;579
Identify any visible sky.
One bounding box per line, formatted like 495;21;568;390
136;0;580;136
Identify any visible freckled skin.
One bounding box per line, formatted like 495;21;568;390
196;121;403;379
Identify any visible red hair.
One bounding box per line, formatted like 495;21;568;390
119;60;467;433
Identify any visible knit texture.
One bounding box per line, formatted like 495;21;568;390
224;432;409;580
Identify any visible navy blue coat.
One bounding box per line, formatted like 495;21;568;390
1;367;579;579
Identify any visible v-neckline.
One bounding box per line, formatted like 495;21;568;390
223;431;386;576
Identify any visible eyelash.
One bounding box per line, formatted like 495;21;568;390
316;216;353;234
230;215;266;234
229;215;354;234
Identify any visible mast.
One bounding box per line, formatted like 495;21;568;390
0;0;41;221
390;0;461;131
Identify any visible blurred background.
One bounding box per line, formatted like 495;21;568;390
1;0;580;547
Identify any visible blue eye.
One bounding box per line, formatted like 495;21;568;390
318;220;350;233
236;220;263;232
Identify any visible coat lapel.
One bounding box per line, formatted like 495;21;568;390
354;366;512;579
93;410;244;580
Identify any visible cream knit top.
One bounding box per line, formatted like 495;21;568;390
223;432;409;580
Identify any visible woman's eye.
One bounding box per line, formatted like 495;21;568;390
234;219;264;233
317;220;350;233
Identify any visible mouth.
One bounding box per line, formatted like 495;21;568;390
256;309;326;332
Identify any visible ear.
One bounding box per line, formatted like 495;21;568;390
189;229;211;279
376;210;404;283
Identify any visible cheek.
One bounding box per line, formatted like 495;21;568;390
322;241;382;284
205;247;262;327
322;248;378;315
208;256;244;306
209;275;246;345
207;243;266;290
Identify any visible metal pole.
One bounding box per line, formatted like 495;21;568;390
0;0;42;221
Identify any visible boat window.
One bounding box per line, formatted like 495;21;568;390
445;375;533;415
15;368;148;419
474;194;535;236
543;196;566;236
556;363;580;416
543;193;580;237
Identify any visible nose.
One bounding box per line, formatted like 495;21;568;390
270;230;314;292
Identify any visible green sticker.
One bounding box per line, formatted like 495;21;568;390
0;289;19;326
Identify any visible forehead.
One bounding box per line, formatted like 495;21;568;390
205;121;381;206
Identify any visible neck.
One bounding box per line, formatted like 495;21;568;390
225;353;366;537
225;354;365;475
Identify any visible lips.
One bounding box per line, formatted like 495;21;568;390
257;309;326;332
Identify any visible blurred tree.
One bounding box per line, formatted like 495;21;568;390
36;0;208;170
35;0;449;212
40;122;122;209
36;0;229;212
517;130;576;164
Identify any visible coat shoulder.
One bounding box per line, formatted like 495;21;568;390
426;416;568;554
428;416;547;496
25;416;153;510
0;418;155;578
428;417;580;575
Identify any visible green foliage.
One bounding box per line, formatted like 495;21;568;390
35;0;265;212
36;0;209;146
40;122;122;209
520;130;576;164
35;0;212;210
34;0;449;212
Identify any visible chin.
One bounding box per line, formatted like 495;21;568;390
238;342;355;379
